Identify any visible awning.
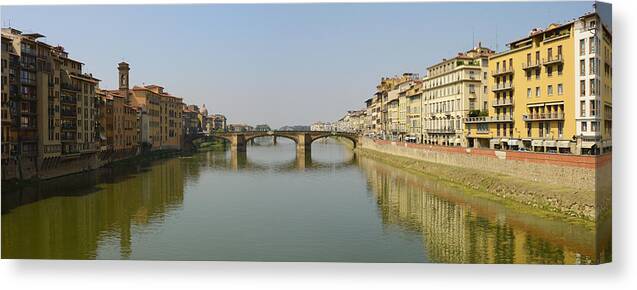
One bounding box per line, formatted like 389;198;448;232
455;138;461;144
557;141;571;148
531;140;544;146
582;141;598;149
544;140;557;147
500;138;509;143
490;139;500;145
508;139;519;146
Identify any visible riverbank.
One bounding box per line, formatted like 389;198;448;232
1;149;184;187
356;138;611;224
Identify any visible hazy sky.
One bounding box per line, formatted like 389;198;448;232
1;1;595;127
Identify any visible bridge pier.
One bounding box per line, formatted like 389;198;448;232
230;134;247;153
296;133;312;157
273;136;277;145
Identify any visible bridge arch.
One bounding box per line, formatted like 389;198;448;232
243;132;299;145
310;132;358;148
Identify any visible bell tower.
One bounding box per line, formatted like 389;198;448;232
118;62;130;103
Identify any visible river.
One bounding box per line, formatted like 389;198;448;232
1;138;611;263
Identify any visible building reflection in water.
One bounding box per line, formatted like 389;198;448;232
1;140;610;263
358;157;611;264
1;158;185;259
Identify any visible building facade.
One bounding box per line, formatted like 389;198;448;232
465;12;611;154
1;28;100;179
423;43;493;147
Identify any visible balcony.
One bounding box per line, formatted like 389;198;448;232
20;62;36;71
464;115;513;123
523;112;564;121
21;78;36;86
522;61;541;71
60;96;77;104
542;54;563;66
491;66;514;77
427;128;457;134
61;110;76;117
492;98;514;107
61;82;81;92
492;82;514;92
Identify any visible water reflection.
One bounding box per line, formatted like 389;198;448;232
2;159;184;259
1;140;610;263
359;157;611;264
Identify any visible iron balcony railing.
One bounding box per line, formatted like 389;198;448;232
523;112;565;121
522;61;541;70
464;115;513;123
426;128;457;134
492;98;514;107
492;82;514;92
542;54;564;66
491;66;514;77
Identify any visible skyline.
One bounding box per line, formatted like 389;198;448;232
1;1;595;127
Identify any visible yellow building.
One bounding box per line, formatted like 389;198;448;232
466;12;611;154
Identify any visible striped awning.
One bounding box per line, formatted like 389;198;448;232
544;140;557;147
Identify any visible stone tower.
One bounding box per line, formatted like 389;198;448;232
118;62;130;103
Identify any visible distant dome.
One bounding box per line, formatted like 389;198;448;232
199;104;208;116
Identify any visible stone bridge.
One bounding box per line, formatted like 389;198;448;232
184;131;360;155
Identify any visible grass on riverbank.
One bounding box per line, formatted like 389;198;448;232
356;147;596;229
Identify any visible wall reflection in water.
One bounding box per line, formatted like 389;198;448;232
358;157;611;264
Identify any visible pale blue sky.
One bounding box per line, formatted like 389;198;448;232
1;2;596;127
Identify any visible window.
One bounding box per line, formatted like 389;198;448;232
558;64;563;75
581;121;587;132
496;123;500;136
527;122;532;137
547;65;553;76
580;39;586;55
557;45;562;58
557;84;563;95
580;59;586;75
590;100;597;116
535;68;540;79
539;122;544;137
558;121;564;137
590;57;596;75
547;48;553;60
527;88;532;98
547;85;553;96
526;70;532;80
589;37;595;54
580;80;586;96
590;79;597;95
535;87;540;97
535;51;540;64
580;100;586;117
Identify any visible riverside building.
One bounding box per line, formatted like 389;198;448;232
423;43;493;147
1;28;100;180
465;12;612;154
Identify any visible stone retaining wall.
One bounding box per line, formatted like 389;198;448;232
359;138;612;220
